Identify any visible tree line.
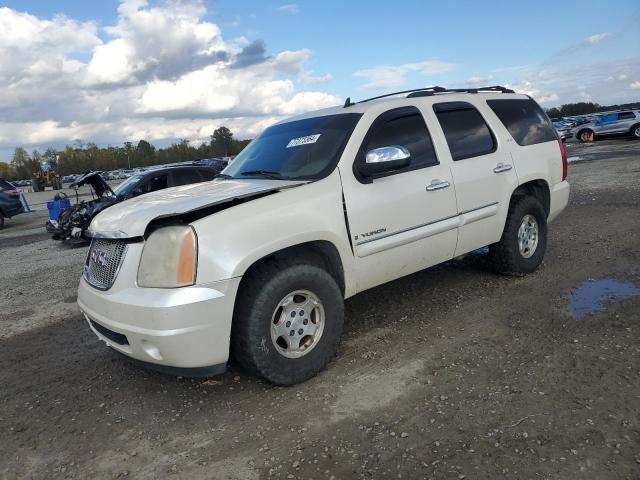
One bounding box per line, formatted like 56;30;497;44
546;101;640;119
0;126;251;181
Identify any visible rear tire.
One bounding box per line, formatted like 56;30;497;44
489;196;547;276
0;212;4;229
231;259;344;385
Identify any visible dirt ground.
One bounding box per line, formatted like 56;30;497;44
1;139;639;480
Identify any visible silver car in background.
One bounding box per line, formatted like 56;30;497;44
573;110;640;142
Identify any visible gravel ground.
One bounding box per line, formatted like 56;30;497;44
0;139;639;479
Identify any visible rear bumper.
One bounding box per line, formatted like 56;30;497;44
548;180;570;223
78;276;241;371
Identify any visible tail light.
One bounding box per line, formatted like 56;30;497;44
6;189;19;197
558;140;567;181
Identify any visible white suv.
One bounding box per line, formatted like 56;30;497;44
77;86;569;385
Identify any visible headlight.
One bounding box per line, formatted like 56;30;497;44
137;225;197;288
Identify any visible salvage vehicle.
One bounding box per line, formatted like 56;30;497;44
0;178;24;229
78;86;569;385
573;110;640;142
553;121;573;142
49;165;218;241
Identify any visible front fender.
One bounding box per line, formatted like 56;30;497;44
191;170;357;296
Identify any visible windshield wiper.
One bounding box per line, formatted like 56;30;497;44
240;170;289;180
214;173;233;179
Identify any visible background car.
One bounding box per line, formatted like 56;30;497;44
49;165;220;241
572;110;640;142
0;178;24;229
553;121;573;141
192;157;229;172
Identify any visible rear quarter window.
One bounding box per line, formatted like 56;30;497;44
487;99;557;146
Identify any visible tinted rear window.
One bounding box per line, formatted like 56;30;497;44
433;102;495;161
487;99;557;146
0;179;14;191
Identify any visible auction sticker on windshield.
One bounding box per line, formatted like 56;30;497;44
286;134;321;148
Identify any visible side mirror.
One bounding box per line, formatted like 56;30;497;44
357;146;411;177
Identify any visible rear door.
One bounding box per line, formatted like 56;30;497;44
341;106;458;291
432;101;518;256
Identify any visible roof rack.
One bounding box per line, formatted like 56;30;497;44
344;85;514;107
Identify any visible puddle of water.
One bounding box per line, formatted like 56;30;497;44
570;279;640;319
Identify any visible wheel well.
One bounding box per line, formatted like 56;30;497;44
512;180;550;218
630;122;640;132
242;241;345;295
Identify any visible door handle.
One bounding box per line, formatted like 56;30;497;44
426;180;450;191
493;163;513;173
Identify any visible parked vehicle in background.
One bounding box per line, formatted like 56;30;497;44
0;178;24;229
553;121;573;142
49;165;218;242
63;175;77;184
78;86;569;385
192;157;229;172
573;110;640;142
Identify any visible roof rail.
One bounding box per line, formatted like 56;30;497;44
344;85;515;107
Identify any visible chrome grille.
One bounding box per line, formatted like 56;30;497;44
83;239;127;290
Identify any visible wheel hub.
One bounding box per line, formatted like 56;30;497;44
517;214;539;259
270;290;325;358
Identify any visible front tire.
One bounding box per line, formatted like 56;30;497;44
0;212;4;229
631;124;640;139
489;196;547;276
578;129;594;143
231;259;344;385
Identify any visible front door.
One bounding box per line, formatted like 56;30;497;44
340;106;458;292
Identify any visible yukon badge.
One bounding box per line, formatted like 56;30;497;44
354;227;387;241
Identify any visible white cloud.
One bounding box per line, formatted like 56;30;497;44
278;4;300;14
631;81;640;90
353;60;455;90
504;56;640;107
585;33;610;44
0;1;339;159
465;75;495;86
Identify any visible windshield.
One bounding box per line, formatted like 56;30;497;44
113;175;143;199
223;113;362;180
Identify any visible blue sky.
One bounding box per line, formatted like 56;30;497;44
1;0;639;162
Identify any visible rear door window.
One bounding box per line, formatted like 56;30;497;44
198;169;217;181
486;98;557;146
433;102;496;160
171;169;202;186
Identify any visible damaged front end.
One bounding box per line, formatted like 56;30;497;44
49;172;119;242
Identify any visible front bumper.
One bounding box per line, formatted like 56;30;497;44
78;276;241;371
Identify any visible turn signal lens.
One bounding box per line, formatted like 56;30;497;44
137;225;197;288
177;229;196;285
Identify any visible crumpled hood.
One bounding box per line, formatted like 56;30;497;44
71;171;115;198
88;178;303;238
